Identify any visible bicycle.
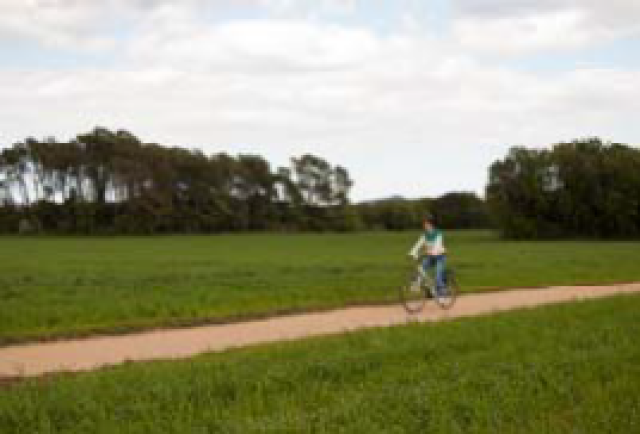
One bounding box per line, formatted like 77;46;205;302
399;257;458;313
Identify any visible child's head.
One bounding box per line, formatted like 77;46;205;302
423;214;435;231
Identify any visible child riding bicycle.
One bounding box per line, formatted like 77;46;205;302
408;215;447;294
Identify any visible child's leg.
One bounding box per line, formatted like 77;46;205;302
435;255;447;291
421;256;434;274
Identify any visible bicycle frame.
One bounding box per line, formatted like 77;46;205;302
413;260;437;298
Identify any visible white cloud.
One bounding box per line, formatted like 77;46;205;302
452;0;640;54
0;1;207;49
0;0;114;50
0;0;361;50
453;0;640;21
454;9;595;54
129;11;380;71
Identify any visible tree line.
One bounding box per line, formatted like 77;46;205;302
487;138;640;239
0;128;358;234
356;193;491;231
18;128;636;239
0;127;492;235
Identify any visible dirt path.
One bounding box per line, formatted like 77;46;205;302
2;283;639;379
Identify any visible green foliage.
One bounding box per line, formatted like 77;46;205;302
357;198;426;230
488;138;640;239
432;192;492;229
356;194;491;231
2;231;640;344
2;294;639;433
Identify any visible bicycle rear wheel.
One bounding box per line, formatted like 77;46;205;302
433;268;458;309
400;270;428;314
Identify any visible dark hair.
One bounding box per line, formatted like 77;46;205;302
423;214;435;224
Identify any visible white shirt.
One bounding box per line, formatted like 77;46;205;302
409;231;446;258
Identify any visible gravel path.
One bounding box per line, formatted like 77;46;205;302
2;283;639;379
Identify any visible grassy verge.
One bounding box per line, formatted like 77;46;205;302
2;231;640;344
1;294;639;433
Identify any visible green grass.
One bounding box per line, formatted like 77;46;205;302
1;294;639;433
1;231;640;344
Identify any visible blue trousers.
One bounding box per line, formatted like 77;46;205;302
422;255;446;291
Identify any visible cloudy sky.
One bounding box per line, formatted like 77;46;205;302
1;0;640;200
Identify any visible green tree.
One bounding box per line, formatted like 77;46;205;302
487;138;640;239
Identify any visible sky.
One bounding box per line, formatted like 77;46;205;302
1;0;640;201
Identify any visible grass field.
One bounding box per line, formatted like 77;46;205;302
2;231;640;344
1;294;638;432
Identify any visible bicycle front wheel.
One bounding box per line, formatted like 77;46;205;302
400;270;428;314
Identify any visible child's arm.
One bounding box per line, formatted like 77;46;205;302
409;236;425;259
